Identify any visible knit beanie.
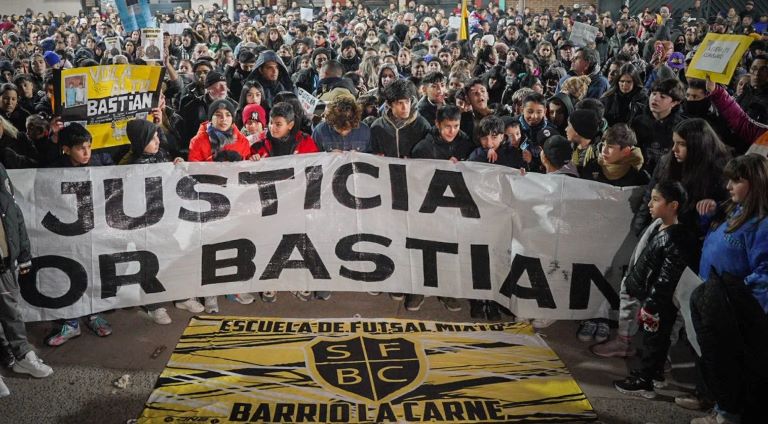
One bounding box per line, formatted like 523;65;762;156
568;109;600;140
242;103;267;128
126;119;159;154
208;99;236;121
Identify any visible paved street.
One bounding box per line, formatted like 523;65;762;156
2;292;708;423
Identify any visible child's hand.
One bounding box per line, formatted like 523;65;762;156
696;199;717;217
173;157;184;164
638;307;660;332
250;154;262;161
487;149;498;163
449;156;459;164
522;149;532;164
519;167;527;176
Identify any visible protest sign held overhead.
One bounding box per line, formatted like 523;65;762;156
52;65;165;150
687;33;754;84
115;0;153;33
569;22;598;47
140;28;163;62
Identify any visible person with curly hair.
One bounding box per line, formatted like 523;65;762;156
312;95;371;152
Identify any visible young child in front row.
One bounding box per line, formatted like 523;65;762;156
469;115;532;169
612;180;697;399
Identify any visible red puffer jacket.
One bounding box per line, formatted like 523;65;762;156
253;130;319;158
188;122;253;162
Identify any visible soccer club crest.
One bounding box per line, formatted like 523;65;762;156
305;335;427;404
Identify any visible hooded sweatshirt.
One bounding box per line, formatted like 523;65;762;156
246;50;296;110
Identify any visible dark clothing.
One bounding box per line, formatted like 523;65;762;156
736;84;768;124
411;127;474;161
339;55;361;73
54;152;113;167
601;88;648;126
247;50;296;110
468;141;527;169
314;76;358;98
225;65;252;106
179;94;237;152
129;148;171;164
691;271;768;422
630;107;684;173
415;96;439;126
370;112;431;158
293;67;319;94
0;133;40;169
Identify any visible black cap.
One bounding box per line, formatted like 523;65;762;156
205;71;226;88
237;50;256;64
559;40;575;49
625;36;639;44
207;99;236;121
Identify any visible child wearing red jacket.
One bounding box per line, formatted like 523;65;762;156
252;102;319;159
189;100;252;162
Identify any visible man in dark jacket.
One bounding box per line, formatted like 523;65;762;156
0;162;54;393
292;48;330;94
225;50;258;103
415;71;447;125
737;55;768;123
338;39;361;73
179;71;237;148
370;79;430;158
557;47;610;99
247;50;296;111
314;60;358;99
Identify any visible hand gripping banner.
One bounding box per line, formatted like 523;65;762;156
10;153;639;321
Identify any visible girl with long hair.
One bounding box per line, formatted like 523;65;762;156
689;154;768;424
601;63;648;126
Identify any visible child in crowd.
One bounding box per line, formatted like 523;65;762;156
517;92;559;172
46;123;113;346
613;181;696;399
469;116;531;169
253;102;321;302
241;103;267;146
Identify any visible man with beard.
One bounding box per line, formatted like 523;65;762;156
293;48;329;94
608;19;632;60
220;18;241;48
737;55;768;124
179;71;237;152
247;50;296;112
500;24;530;55
558;41;575;71
339;39;361;73
557;47;609;99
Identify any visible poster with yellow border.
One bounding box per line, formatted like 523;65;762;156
687;33;753;85
138;317;596;423
53;65;165;150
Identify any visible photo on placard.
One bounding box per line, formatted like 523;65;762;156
64;74;87;108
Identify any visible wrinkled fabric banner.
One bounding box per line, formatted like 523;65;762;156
10;152;639;321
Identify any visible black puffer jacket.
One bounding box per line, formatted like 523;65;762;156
0;163;32;267
624;223;696;314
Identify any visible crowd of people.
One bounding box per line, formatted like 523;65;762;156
0;1;766;422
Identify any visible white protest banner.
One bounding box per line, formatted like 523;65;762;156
160;23;190;35
141;28;163;62
298;87;321;115
11;153;638;322
674;268;704;356
687;33;753;85
300;8;314;22
570;21;598;47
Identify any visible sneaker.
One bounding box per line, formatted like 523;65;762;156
45;320;81;347
470;300;485;319
675;393;713;411
0;376;8;397
532;319;556;329
367;292;381;295
690;410;737;424
653;375;667;389
260;291;277;303
0;343;14;368
12;351;53;378
591;337;636;358
594;322;610;343
614;375;655;399
225;293;255;304
404;294;425;311
87;315;112;337
438;297;462;312
485;302;502;321
389;293;405;301
175;298;205;313
204;296;219;313
577;320;598;342
294;291;313;301
315;291;331;301
147;308;172;325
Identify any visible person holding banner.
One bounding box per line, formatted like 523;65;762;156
689;154;768;424
0;162;53;397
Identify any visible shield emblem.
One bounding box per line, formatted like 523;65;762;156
305;334;426;404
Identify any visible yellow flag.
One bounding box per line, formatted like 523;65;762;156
459;0;469;41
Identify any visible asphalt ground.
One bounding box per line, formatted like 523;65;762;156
1;292;709;423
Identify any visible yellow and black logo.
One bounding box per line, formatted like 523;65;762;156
306;335;427;404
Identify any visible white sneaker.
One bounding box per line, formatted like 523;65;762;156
226;293;255;304
204;296;219;313
0;376;9;397
175;298;204;313
12;351;53;378
148;308;172;325
532;319;557;329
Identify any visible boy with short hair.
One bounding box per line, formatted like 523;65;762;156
630;78;685;173
582;123;649;187
370;79;431;158
415;71;447;124
47;123;113;346
518;92;559;171
470;116;532;169
612;181;696;399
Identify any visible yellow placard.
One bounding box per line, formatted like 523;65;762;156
687;33;753;85
138;317;595;423
54;65;165;150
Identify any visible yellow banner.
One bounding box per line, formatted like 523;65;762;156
138;317;595;423
53;65;165;150
687;33;753;85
